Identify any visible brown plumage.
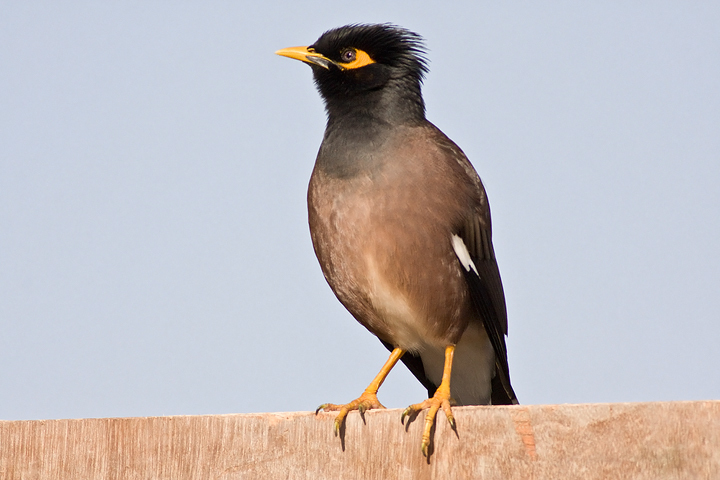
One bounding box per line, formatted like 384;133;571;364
277;23;517;456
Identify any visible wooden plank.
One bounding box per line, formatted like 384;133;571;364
1;401;718;479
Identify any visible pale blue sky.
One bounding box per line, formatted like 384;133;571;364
1;2;718;420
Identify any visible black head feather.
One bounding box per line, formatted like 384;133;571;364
308;24;429;125
312;24;428;81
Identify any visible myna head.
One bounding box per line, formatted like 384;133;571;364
276;24;429;124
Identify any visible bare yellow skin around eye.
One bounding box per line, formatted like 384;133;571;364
340;49;375;70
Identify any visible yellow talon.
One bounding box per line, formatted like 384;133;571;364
316;348;404;436
402;345;457;457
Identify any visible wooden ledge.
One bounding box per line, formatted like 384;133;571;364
1;401;719;479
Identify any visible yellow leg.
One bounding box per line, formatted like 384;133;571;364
401;345;456;457
317;347;405;435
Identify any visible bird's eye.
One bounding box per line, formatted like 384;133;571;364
340;49;356;63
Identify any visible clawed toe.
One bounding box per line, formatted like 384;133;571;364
316;391;385;435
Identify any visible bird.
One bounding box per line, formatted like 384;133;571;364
276;24;518;456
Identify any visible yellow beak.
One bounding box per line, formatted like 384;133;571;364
275;46;334;70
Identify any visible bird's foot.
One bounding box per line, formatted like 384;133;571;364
316;391;385;435
401;390;456;457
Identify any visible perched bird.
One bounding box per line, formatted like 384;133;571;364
276;24;518;456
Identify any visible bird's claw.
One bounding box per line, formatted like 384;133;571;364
401;406;413;425
421;440;430;458
333;415;343;436
447;412;456;431
402;391;455;457
316;391;385;436
315;403;330;415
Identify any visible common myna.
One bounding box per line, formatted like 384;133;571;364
276;24;518;456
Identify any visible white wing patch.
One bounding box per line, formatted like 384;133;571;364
451;234;479;275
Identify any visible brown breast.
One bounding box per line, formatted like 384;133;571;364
307;123;488;352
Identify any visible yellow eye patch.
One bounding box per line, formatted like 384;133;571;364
338;48;375;70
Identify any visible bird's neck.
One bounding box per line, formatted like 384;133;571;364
323;80;426;130
315;80;426;179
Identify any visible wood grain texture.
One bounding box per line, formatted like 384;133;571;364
1;401;718;479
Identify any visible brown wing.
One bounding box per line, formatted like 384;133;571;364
426;122;517;404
